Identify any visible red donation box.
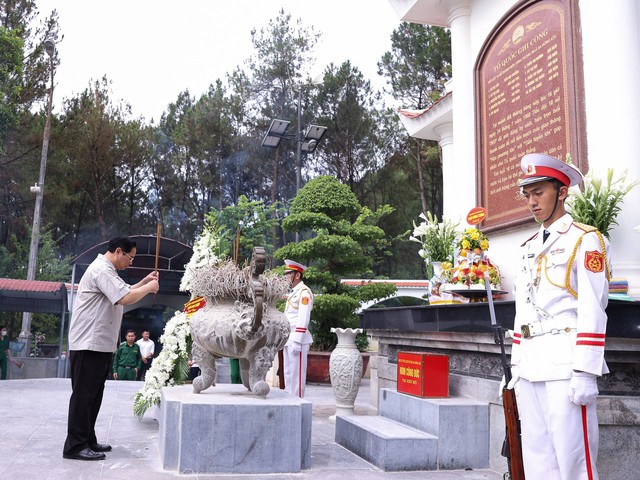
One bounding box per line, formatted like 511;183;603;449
397;352;449;398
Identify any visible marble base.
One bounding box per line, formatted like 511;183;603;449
159;384;312;474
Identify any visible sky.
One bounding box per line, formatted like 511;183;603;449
34;1;403;122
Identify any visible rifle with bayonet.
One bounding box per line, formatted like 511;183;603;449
484;261;525;480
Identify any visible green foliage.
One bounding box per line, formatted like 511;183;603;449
310;294;361;351
0;226;71;281
410;211;459;264
275;176;395;351
350;282;397;304
567;168;639;239
290;176;361;218
0;26;23;146
309;61;382;195
171;354;190;383
211;195;282;264
0;244;19;278
0;226;71;342
378;23;452;109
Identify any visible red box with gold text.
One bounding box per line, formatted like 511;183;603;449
397;352;449;398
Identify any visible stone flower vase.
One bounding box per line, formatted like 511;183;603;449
329;327;364;423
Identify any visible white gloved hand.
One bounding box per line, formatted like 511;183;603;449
498;367;520;400
291;342;302;354
569;371;599;406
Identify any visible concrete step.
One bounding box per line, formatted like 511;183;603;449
335;414;439;471
378;389;489;470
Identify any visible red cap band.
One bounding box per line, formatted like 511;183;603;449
285;265;304;273
523;166;570;187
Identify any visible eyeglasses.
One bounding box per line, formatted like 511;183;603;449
122;250;135;263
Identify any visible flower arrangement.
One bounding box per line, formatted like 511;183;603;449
410;211;459;266
180;218;227;292
133;310;191;418
450;257;501;288
133;219;226;418
447;227;501;289
566;167;639;239
457;227;489;256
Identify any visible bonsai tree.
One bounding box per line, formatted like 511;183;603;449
275;176;397;351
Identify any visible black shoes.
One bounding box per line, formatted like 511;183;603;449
90;443;112;452
63;447;106;461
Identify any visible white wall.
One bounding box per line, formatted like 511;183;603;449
579;0;640;295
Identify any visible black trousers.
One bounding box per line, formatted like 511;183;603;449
137;358;152;381
62;350;112;455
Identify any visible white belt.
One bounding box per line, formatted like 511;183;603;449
521;315;577;339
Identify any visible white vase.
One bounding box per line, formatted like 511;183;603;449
430;261;443;278
329;327;364;423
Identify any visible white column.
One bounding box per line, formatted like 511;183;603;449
433;122;455;217
444;0;475;221
580;0;640;296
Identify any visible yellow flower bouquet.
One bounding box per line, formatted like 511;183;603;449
457;227;489;256
448;228;501;288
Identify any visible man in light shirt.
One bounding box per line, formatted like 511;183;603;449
136;329;155;381
62;236;159;461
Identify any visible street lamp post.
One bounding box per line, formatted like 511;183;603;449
262;88;327;196
19;38;56;356
262;83;327;242
296;86;303;194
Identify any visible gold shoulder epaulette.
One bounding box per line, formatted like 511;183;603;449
573;221;597;233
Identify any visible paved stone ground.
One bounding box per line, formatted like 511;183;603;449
0;378;503;480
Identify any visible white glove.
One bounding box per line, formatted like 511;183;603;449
291;342;302;354
569;371;599;406
498;367;520;400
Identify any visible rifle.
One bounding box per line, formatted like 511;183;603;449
485;274;525;480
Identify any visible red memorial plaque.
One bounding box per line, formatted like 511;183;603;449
475;0;586;231
397;352;449;398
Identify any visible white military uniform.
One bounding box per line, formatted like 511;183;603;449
512;213;610;480
283;280;314;397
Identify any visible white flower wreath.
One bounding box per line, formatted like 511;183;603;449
133;222;224;418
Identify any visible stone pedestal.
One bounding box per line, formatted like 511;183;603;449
159;384;312;474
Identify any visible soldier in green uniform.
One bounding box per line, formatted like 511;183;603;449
112;330;141;380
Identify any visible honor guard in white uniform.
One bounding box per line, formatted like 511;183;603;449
509;153;610;480
283;259;314;397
